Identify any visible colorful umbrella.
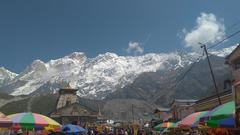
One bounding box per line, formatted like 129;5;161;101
0;112;12;128
7;112;61;131
154;122;175;131
178;111;208;128
161;122;176;128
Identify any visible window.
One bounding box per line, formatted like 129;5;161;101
234;59;240;70
235;85;240;106
66;100;71;106
66;97;71;106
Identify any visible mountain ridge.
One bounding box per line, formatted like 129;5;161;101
0;46;236;120
0;45;237;99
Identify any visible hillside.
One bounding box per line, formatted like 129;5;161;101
0;94;57;115
0;93;156;121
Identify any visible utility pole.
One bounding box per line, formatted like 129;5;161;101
132;104;134;123
199;43;222;105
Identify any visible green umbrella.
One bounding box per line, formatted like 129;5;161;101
203;101;235;120
210;101;235;120
207;119;219;128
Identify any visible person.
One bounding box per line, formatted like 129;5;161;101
117;128;124;135
94;127;99;135
109;129;114;135
127;128;132;135
137;128;143;135
16;129;23;135
87;128;92;135
124;129;128;135
48;130;55;135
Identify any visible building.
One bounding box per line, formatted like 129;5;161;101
154;99;196;122
170;99;196;121
50;84;98;125
225;44;240;82
154;107;170;121
56;84;79;109
192;90;233;112
172;99;196;121
225;44;240;127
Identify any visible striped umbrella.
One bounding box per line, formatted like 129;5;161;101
154;122;175;131
0;112;12;128
178;111;208;128
7;112;61;131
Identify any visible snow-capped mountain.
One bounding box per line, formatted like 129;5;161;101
210;45;238;57
0;45;237;98
0;67;18;86
7;52;192;97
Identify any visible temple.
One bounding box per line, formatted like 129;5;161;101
50;84;98;125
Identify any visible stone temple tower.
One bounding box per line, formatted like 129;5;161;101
56;83;78;109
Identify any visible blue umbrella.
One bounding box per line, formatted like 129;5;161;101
62;124;87;134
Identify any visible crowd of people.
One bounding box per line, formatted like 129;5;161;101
85;126;149;135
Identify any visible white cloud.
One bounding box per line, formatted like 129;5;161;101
126;41;144;55
182;12;226;50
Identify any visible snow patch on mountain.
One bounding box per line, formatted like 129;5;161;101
0;67;18;86
11;80;43;95
210;44;238;57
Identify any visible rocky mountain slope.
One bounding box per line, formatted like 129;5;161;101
107;55;232;107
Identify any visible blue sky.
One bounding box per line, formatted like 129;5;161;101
1;0;240;73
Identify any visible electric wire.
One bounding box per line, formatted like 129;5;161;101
149;19;240;106
207;29;240;49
